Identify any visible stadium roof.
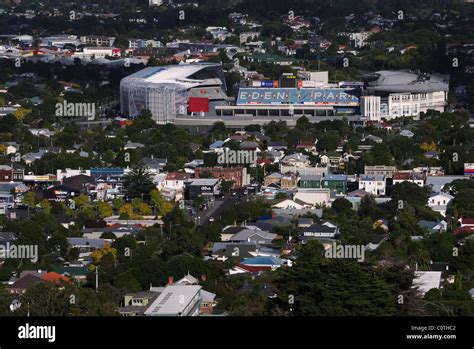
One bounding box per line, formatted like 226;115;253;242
367;70;449;93
121;63;223;89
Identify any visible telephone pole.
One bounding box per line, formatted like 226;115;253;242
95;266;99;293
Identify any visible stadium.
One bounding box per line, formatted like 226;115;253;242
120;63;229;124
361;70;449;121
120;65;449;127
215;86;361;118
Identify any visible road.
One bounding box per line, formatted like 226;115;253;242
200;186;252;225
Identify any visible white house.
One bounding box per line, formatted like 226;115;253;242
294;188;331;207
413;271;442;297
56;168;91;181
272;199;305;210
358;175;386;196
427;192;453;217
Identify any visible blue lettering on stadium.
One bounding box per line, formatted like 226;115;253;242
237;88;360;105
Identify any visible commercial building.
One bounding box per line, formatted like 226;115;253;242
185;178;221;200
194;167;249;188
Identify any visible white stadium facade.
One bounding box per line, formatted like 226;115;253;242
361;70;449;122
120;63;229;124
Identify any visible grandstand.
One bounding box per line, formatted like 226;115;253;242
120;63;228;124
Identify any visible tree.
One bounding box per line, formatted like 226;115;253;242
73;193;89;208
23;191;36;208
119;204;134;219
391;182;429;210
97;201;113;219
220;180;234;195
123;163;156;200
150;189;174;216
40;199;51;213
91;243;117;264
358;195;377;220
454;189;474;217
331;198;353;216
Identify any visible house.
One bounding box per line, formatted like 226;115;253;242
239;256;284;272
1;142;20;155
41;185;81;203
320;151;343;165
321;174;347;194
425;175;469;193
296;141;317;153
118;291;160;316
272;199;306;210
430;262;456;285
0;165;13;181
267;141;288;151
66;238;112;249
297;218;313;228
294;188;331;207
53;214;75;229
424;150;440;160
399;129;415;138
264;172;283;187
281;153;310;167
454;218;474;234
365;234;389;251
418;220;448;233
361;134;383;143
364;165;397;178
211;242;257;261
144;284;215;316
393;171;425;187
413;271;442;297
6;274;46;295
229;229;277;245
299;175;322;189
271;174;292;190
359;175;386;196
124;142;145;150
467;288;474;300
62;174;95;192
195;166;248;188
40;271;72;285
427;192;454;217
209;140;228;151
246;132;270;143
143;157;167;173
52;266;88;283
300;221;339;239
240;141;260;152
459;217;474;228
29;128;54;138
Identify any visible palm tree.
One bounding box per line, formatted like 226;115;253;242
123;163;155;201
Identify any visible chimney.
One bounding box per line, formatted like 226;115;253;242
201;275;207;282
167;276;174;285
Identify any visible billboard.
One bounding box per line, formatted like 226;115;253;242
189;97;209;113
280;77;297;88
465;163;474;176
236;88;360;105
